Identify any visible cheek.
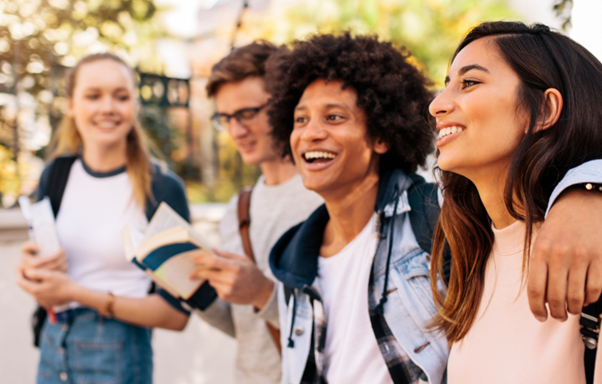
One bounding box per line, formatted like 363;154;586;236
289;130;302;159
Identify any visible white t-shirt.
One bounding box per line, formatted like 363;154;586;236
56;160;151;299
314;213;392;384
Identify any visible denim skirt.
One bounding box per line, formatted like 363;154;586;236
37;308;153;384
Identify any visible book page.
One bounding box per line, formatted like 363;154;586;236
121;225;144;262
153;252;204;300
144;202;214;252
144;202;191;240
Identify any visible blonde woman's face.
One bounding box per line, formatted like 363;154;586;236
68;59;136;150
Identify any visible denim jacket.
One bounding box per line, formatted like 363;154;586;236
269;170;448;384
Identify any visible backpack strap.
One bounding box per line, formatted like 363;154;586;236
32;156;76;348
46;156;77;216
406;173;451;285
582;300;602;384
237;186;282;354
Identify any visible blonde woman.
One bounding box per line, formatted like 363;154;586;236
16;53;191;384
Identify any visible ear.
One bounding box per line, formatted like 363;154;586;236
536;88;563;132
66;97;75;118
373;138;391;155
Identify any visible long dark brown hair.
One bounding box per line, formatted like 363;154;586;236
430;21;602;343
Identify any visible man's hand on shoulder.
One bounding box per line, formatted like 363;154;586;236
189;249;275;310
528;187;602;321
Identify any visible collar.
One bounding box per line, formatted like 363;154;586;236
269;169;414;288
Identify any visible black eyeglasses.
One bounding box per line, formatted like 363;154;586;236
211;103;267;131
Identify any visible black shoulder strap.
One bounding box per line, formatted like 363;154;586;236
46;156;77;217
582;299;602;384
406;173;451;285
32;155;76;348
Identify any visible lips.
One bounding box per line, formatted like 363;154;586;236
299;150;338;171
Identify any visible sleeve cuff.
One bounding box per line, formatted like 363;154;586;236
546;160;602;217
156;288;191;315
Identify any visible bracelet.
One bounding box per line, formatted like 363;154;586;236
100;292;115;318
585;183;602;192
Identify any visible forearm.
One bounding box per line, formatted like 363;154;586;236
71;288;189;330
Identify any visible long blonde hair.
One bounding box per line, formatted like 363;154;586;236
47;53;153;210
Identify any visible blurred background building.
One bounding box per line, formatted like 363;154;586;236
0;0;600;383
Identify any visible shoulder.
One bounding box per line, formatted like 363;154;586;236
148;161;190;222
150;162;187;197
36;156;77;201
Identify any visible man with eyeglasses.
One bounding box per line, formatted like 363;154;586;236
164;41;323;384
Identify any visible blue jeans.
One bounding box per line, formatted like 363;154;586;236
37;308;153;384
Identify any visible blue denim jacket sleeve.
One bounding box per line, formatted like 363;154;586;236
545;160;602;217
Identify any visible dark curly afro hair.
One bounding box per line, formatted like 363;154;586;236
265;32;435;173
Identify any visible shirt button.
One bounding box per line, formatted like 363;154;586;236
59;372;68;381
57;347;65;355
294;327;304;336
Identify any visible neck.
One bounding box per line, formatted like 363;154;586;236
259;157;298;186
320;168;380;257
470;167;517;230
82;141;128;173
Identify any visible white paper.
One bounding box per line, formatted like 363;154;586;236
20;197;61;257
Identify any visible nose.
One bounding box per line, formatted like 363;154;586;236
300;118;327;143
99;95;116;114
429;87;454;118
228;118;249;139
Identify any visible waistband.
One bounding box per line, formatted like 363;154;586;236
54;307;99;323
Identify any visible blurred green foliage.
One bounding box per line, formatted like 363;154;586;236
246;0;516;87
0;0;167;206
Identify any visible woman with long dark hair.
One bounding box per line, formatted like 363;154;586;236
429;21;602;383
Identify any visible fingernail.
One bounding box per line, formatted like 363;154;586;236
535;315;546;322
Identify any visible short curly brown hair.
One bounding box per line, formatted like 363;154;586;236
265;32;435;173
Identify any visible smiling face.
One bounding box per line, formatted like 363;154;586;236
429;37;529;182
214;76;278;165
68;59;136;151
291;79;388;197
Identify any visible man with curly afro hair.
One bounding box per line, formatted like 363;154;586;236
267;33;449;384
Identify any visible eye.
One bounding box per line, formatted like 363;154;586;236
85;93;100;100
461;79;480;89
116;94;130;101
327;114;343;122
294;116;307;124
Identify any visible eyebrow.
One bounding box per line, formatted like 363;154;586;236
444;64;490;85
294;102;351;111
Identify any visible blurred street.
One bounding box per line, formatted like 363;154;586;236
0;205;236;384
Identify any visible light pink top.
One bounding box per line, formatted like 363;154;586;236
448;220;586;384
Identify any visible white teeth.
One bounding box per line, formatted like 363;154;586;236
438;126;464;140
304;151;336;160
97;121;118;128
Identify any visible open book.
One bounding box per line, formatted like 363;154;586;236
122;202;212;300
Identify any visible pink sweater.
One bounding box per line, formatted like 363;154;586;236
448;220;587;384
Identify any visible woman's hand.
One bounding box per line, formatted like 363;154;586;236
15;266;76;307
20;241;68;273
